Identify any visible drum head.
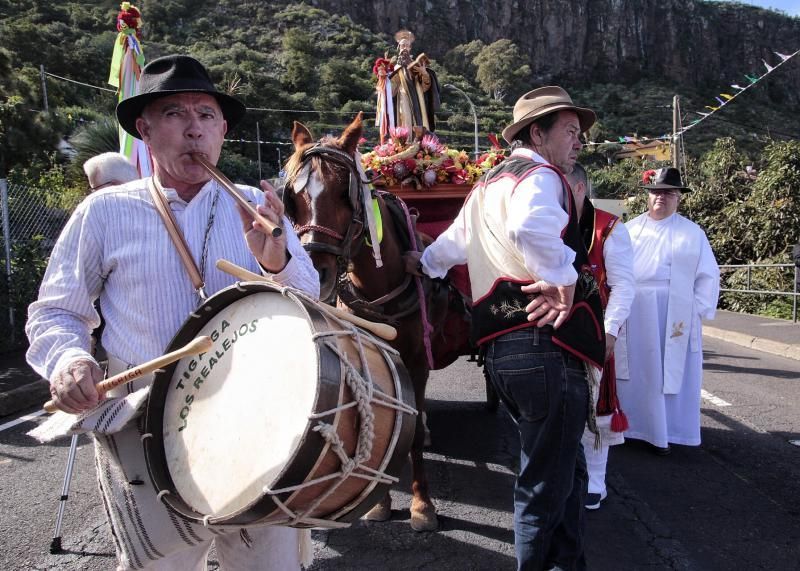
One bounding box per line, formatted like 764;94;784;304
149;284;320;521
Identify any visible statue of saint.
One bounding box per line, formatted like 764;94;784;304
374;30;440;142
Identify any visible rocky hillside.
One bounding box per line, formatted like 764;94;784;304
309;0;800;102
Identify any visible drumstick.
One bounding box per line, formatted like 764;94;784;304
191;153;283;238
43;336;214;414
215;259;398;341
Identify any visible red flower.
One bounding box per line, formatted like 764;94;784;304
642;169;657;184
404;159;417;173
450;169;468;184
488;133;503;151
372;58;393;76
117;3;142;37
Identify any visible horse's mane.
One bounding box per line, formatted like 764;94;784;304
284;134;342;188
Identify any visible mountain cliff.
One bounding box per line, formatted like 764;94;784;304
308;0;800;102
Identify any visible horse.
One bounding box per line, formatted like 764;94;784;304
281;113;457;532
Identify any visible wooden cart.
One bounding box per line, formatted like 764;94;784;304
385;184;499;411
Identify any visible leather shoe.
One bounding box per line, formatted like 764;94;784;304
652;444;671;456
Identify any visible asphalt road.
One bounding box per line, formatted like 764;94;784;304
1;336;798;570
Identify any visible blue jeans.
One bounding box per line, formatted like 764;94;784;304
484;327;589;571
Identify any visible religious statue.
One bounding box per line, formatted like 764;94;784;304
374;30;441;143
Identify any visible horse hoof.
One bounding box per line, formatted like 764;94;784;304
410;507;438;532
362;498;392;522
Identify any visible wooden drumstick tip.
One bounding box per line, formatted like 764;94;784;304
185;335;214;354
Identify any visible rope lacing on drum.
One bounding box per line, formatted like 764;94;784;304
262;331;404;527
256;293;416;528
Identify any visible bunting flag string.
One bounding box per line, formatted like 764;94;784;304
584;46;799;150
679;47;799;136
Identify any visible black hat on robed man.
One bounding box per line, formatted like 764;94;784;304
641;167;692;193
116;55;246;139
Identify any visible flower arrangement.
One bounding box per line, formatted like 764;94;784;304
117;2;143;38
361;128;506;189
642;169;657;184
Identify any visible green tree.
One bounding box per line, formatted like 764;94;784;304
442;40;484;83
281;28;318;93
473;40;530;102
746;140;800;260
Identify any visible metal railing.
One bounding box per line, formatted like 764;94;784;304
719;263;799;323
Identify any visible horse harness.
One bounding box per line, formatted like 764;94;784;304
284;143;422;324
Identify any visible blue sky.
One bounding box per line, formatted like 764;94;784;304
715;0;800;15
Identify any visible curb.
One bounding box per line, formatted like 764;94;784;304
0;380;49;418
703;326;800;362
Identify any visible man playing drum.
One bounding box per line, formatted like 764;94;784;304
26;55;319;570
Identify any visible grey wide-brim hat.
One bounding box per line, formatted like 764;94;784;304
116;55;246;139
502;86;596;144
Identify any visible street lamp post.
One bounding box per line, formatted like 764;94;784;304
444;83;479;160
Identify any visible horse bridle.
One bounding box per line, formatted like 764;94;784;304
283;143;372;280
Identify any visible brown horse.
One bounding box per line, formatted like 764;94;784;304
282;114;444;531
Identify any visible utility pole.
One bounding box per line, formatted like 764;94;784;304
1;179;15;344
256;121;262;180
444;84;480;160
40;65;49;113
672;94;680;169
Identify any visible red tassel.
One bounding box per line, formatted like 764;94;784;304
610;409;629;432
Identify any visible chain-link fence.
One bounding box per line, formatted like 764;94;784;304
1;179;75;350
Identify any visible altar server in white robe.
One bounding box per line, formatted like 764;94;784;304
616;167;720;453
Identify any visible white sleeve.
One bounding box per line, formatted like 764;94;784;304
694;231;720;320
420;203;469;279
263;214;321;300
507;169;577;286
602;222;636;337
25;200;104;382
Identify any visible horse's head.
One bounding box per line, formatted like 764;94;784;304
283;114;366;301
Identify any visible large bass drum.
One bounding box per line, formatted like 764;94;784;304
143;281;416;528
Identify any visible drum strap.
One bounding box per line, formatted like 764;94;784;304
147;177;208;300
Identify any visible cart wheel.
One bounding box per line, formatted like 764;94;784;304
484;370;499;412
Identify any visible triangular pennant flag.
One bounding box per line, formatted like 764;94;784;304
762;59;774;72
690;119;700;125
705;105;719;112
720;93;734;101
774;51;791;62
715;97;726;106
731;84;745;91
696;112;710;117
745;74;759;84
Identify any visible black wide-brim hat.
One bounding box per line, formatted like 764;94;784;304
641;167;692;193
116;55;246;139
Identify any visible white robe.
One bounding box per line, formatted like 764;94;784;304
616;212;719;447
